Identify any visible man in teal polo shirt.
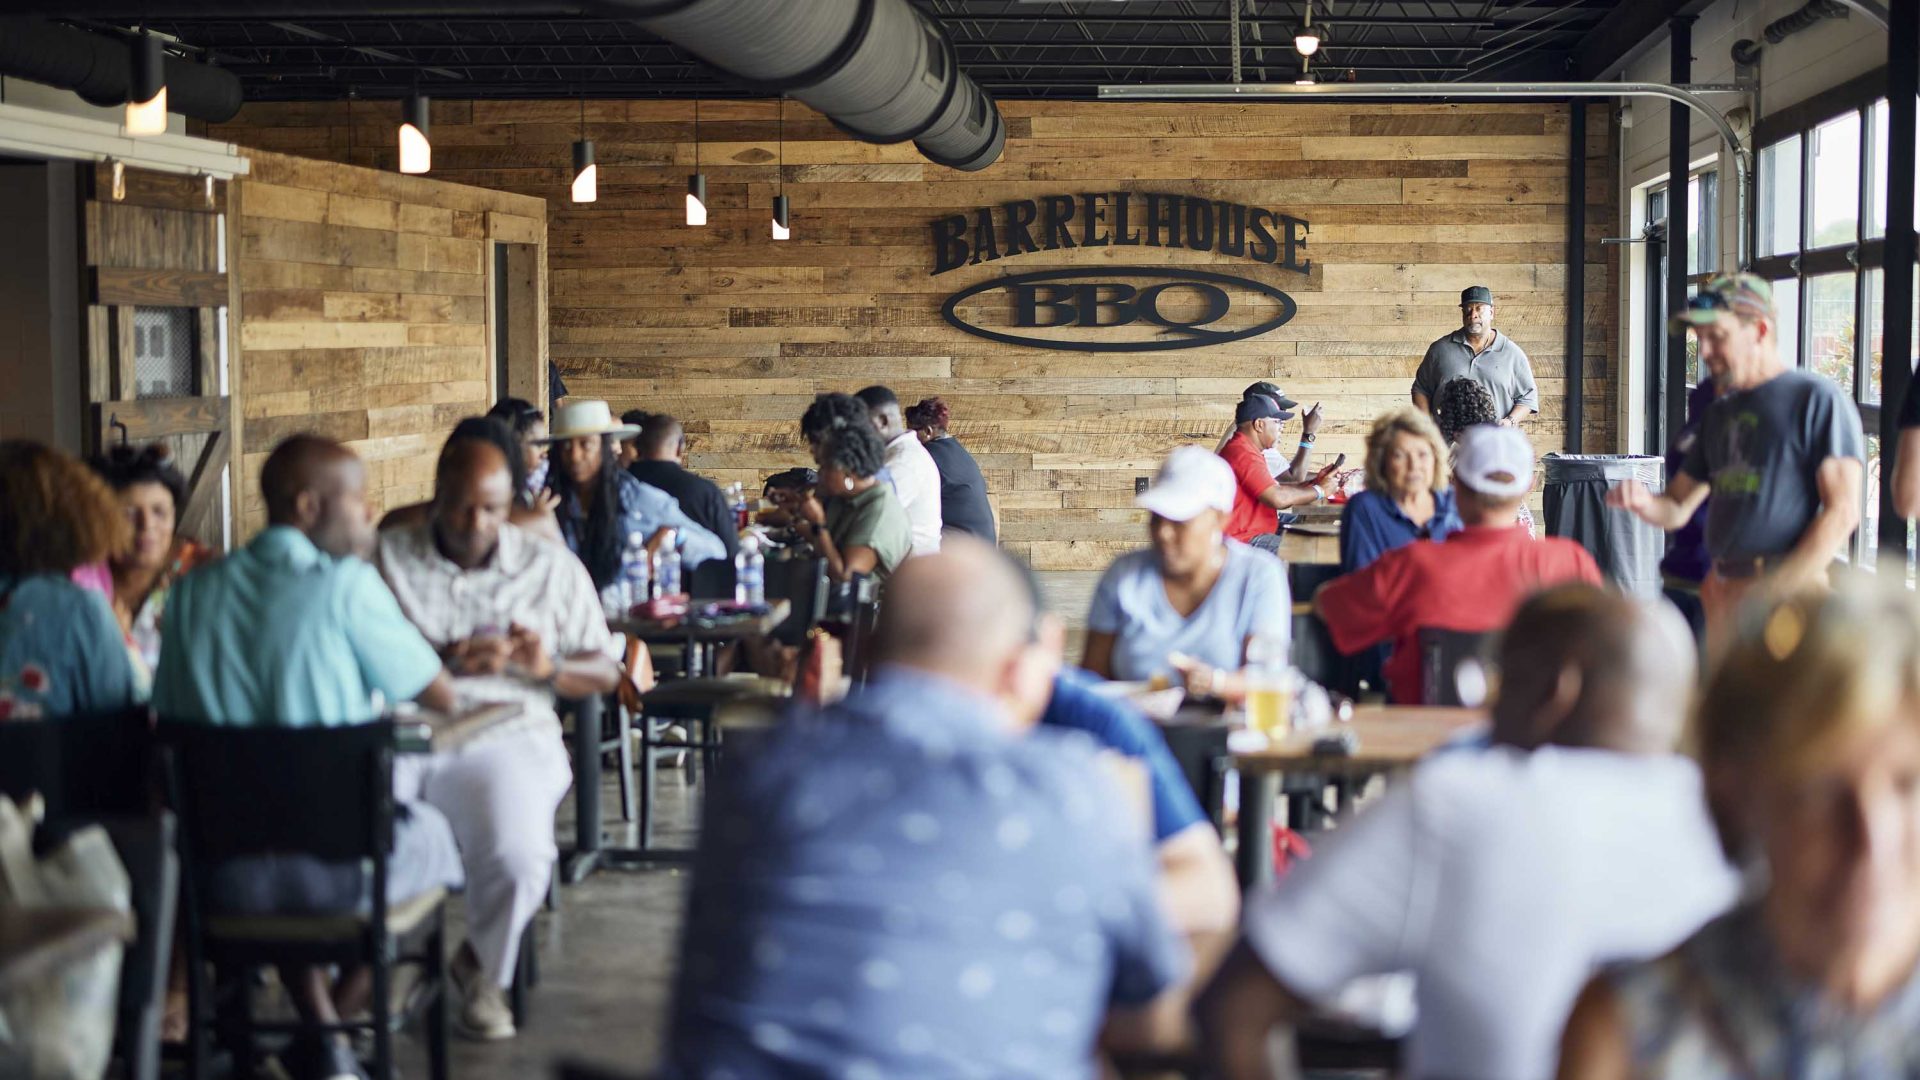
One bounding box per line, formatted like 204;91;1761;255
155;435;464;1080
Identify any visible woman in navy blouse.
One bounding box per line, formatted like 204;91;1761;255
1339;407;1462;575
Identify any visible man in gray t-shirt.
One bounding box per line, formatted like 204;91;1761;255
1608;274;1864;648
1411;285;1538;424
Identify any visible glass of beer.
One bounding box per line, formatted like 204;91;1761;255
1244;665;1298;740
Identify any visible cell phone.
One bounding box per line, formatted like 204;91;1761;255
1311;730;1359;757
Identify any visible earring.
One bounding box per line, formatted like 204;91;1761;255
844;478;855;491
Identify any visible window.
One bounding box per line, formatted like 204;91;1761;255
1753;92;1920;568
131;307;197;398
1638;170;1718;451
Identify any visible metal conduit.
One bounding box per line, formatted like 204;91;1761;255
1098;81;1755;271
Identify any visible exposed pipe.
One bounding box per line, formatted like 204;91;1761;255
1098;80;1754;271
0;18;244;122
1733;0;1852;66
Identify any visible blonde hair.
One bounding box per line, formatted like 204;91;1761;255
1362;407;1450;496
1695;581;1920;853
0;440;132;577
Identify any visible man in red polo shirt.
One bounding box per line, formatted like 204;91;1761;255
1220;394;1341;554
1315;424;1602;704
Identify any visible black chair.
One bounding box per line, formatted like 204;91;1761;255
157;721;450;1080
1417;627;1497;707
1286;563;1363;698
765;553;829;647
1155;722;1231;831
0;710;174;1080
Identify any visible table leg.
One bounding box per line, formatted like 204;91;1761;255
1236;772;1278;890
562;693;604;884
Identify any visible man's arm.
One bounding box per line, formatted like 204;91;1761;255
1506;352;1540;421
1157;824;1240;934
1778;455;1863;586
1281;405;1323;483
1895;428;1920;520
1604;471;1708;531
1256;460;1343;512
1411;389;1431;413
1556;979;1632;1080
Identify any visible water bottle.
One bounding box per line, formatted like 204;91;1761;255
619;530;650;611
653;528;682;598
728;482;751;532
733;535;766;606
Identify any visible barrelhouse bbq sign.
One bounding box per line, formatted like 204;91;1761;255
930;192;1311;353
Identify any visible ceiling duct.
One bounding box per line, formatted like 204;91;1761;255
634;0;1003;171
0;18;244;123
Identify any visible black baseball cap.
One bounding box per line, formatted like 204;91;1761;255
1461;285;1494;307
1245;381;1299;411
1236;394;1288;424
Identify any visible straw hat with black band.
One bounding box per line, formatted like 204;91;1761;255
535;400;640;443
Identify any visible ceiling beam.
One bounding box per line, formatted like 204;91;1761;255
1572;0;1715;80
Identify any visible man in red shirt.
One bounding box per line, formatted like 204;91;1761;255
1220;394;1340;553
1315;424;1602;704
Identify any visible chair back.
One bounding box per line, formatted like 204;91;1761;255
1156;722;1231;829
766;552;829;645
686;557;736;601
156;721;396;864
1286;563;1360;697
0;708;155;820
1417;628;1496;707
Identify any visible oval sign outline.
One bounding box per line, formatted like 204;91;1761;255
940;265;1299;353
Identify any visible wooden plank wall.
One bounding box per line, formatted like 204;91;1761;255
227;148;548;533
200;101;1617;569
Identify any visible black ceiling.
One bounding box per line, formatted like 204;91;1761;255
105;1;1626;102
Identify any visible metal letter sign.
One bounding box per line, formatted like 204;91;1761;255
943;267;1298;353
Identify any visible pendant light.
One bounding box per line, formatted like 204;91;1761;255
1294;2;1324;57
686;98;708;226
1295;55;1317;86
571;97;597;203
399;93;431;174
125;32;168;136
771;99;789;240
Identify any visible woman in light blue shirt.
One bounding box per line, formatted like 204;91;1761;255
0;441;139;718
1083;446;1290;698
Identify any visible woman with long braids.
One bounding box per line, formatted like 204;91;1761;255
541;401;726;590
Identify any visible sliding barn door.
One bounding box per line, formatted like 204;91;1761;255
81;162;235;552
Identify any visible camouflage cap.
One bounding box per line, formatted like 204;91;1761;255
1671;272;1775;332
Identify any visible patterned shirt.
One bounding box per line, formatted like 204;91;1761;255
375;520;620;743
1607;903;1920;1077
0;573;139;720
667;666;1189;1080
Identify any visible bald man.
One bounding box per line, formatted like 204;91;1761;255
375;432;619;1041
1197;586;1739;1080
666;538;1189;1080
155;435;467;1080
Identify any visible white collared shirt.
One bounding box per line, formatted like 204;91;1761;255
375;520;621;740
883;430;944;556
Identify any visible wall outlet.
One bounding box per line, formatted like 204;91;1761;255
1135;476;1150;495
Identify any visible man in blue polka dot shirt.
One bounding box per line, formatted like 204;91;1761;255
665;538;1190;1079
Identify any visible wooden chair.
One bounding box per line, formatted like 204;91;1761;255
157;721;450;1080
0;709;173;1080
1417;627;1497;707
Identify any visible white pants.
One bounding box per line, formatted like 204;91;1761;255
396;726;571;987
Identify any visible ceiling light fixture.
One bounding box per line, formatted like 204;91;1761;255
771;98;789;240
571;96;597;203
686;98;708;226
125;32;168;136
399;93;431;174
1294;3;1324;57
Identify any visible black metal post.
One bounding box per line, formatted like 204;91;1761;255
1879;0;1918;562
1665;16;1695;450
1565;101;1587;452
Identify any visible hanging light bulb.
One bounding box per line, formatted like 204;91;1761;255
770;100;789;240
570;99;596;203
1294;3;1324;57
125;33;168;136
1295;55;1317;86
686;99;707;226
399;94;431;174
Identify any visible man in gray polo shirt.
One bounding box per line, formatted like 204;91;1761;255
1411;285;1538;425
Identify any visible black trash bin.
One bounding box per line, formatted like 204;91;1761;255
1541;454;1666;599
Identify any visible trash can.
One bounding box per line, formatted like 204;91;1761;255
1541;454;1666;599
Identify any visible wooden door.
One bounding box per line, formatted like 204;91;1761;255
80;162;235;553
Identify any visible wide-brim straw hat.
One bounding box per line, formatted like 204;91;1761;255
536;399;640;442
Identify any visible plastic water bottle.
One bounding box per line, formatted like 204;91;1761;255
618;530;650;611
728;482;751;532
733;535;766;606
653;528;682;598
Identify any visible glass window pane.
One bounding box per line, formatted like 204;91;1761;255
1646;187;1666;232
1870;99;1889;240
1865;431;1880;565
132;307;196;399
1759;135;1801;258
1685;283;1701;384
1867;266;1920;404
1807;271;1858;395
1809;112;1861;248
1686;176;1703;276
1773;276;1802;369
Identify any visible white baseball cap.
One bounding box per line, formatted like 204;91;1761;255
1137;445;1237;522
1452;424;1534;499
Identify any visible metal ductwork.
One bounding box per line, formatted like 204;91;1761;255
0;18;245;123
634;0;1004;171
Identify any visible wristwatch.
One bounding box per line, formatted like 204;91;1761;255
1299;433;1317;446
1312;483;1328;502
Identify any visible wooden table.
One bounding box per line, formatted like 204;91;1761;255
1232;705;1486;887
0;907;133;996
611;600;791;678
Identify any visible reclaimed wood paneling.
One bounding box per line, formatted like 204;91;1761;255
201;100;1618;568
228;150;547;532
